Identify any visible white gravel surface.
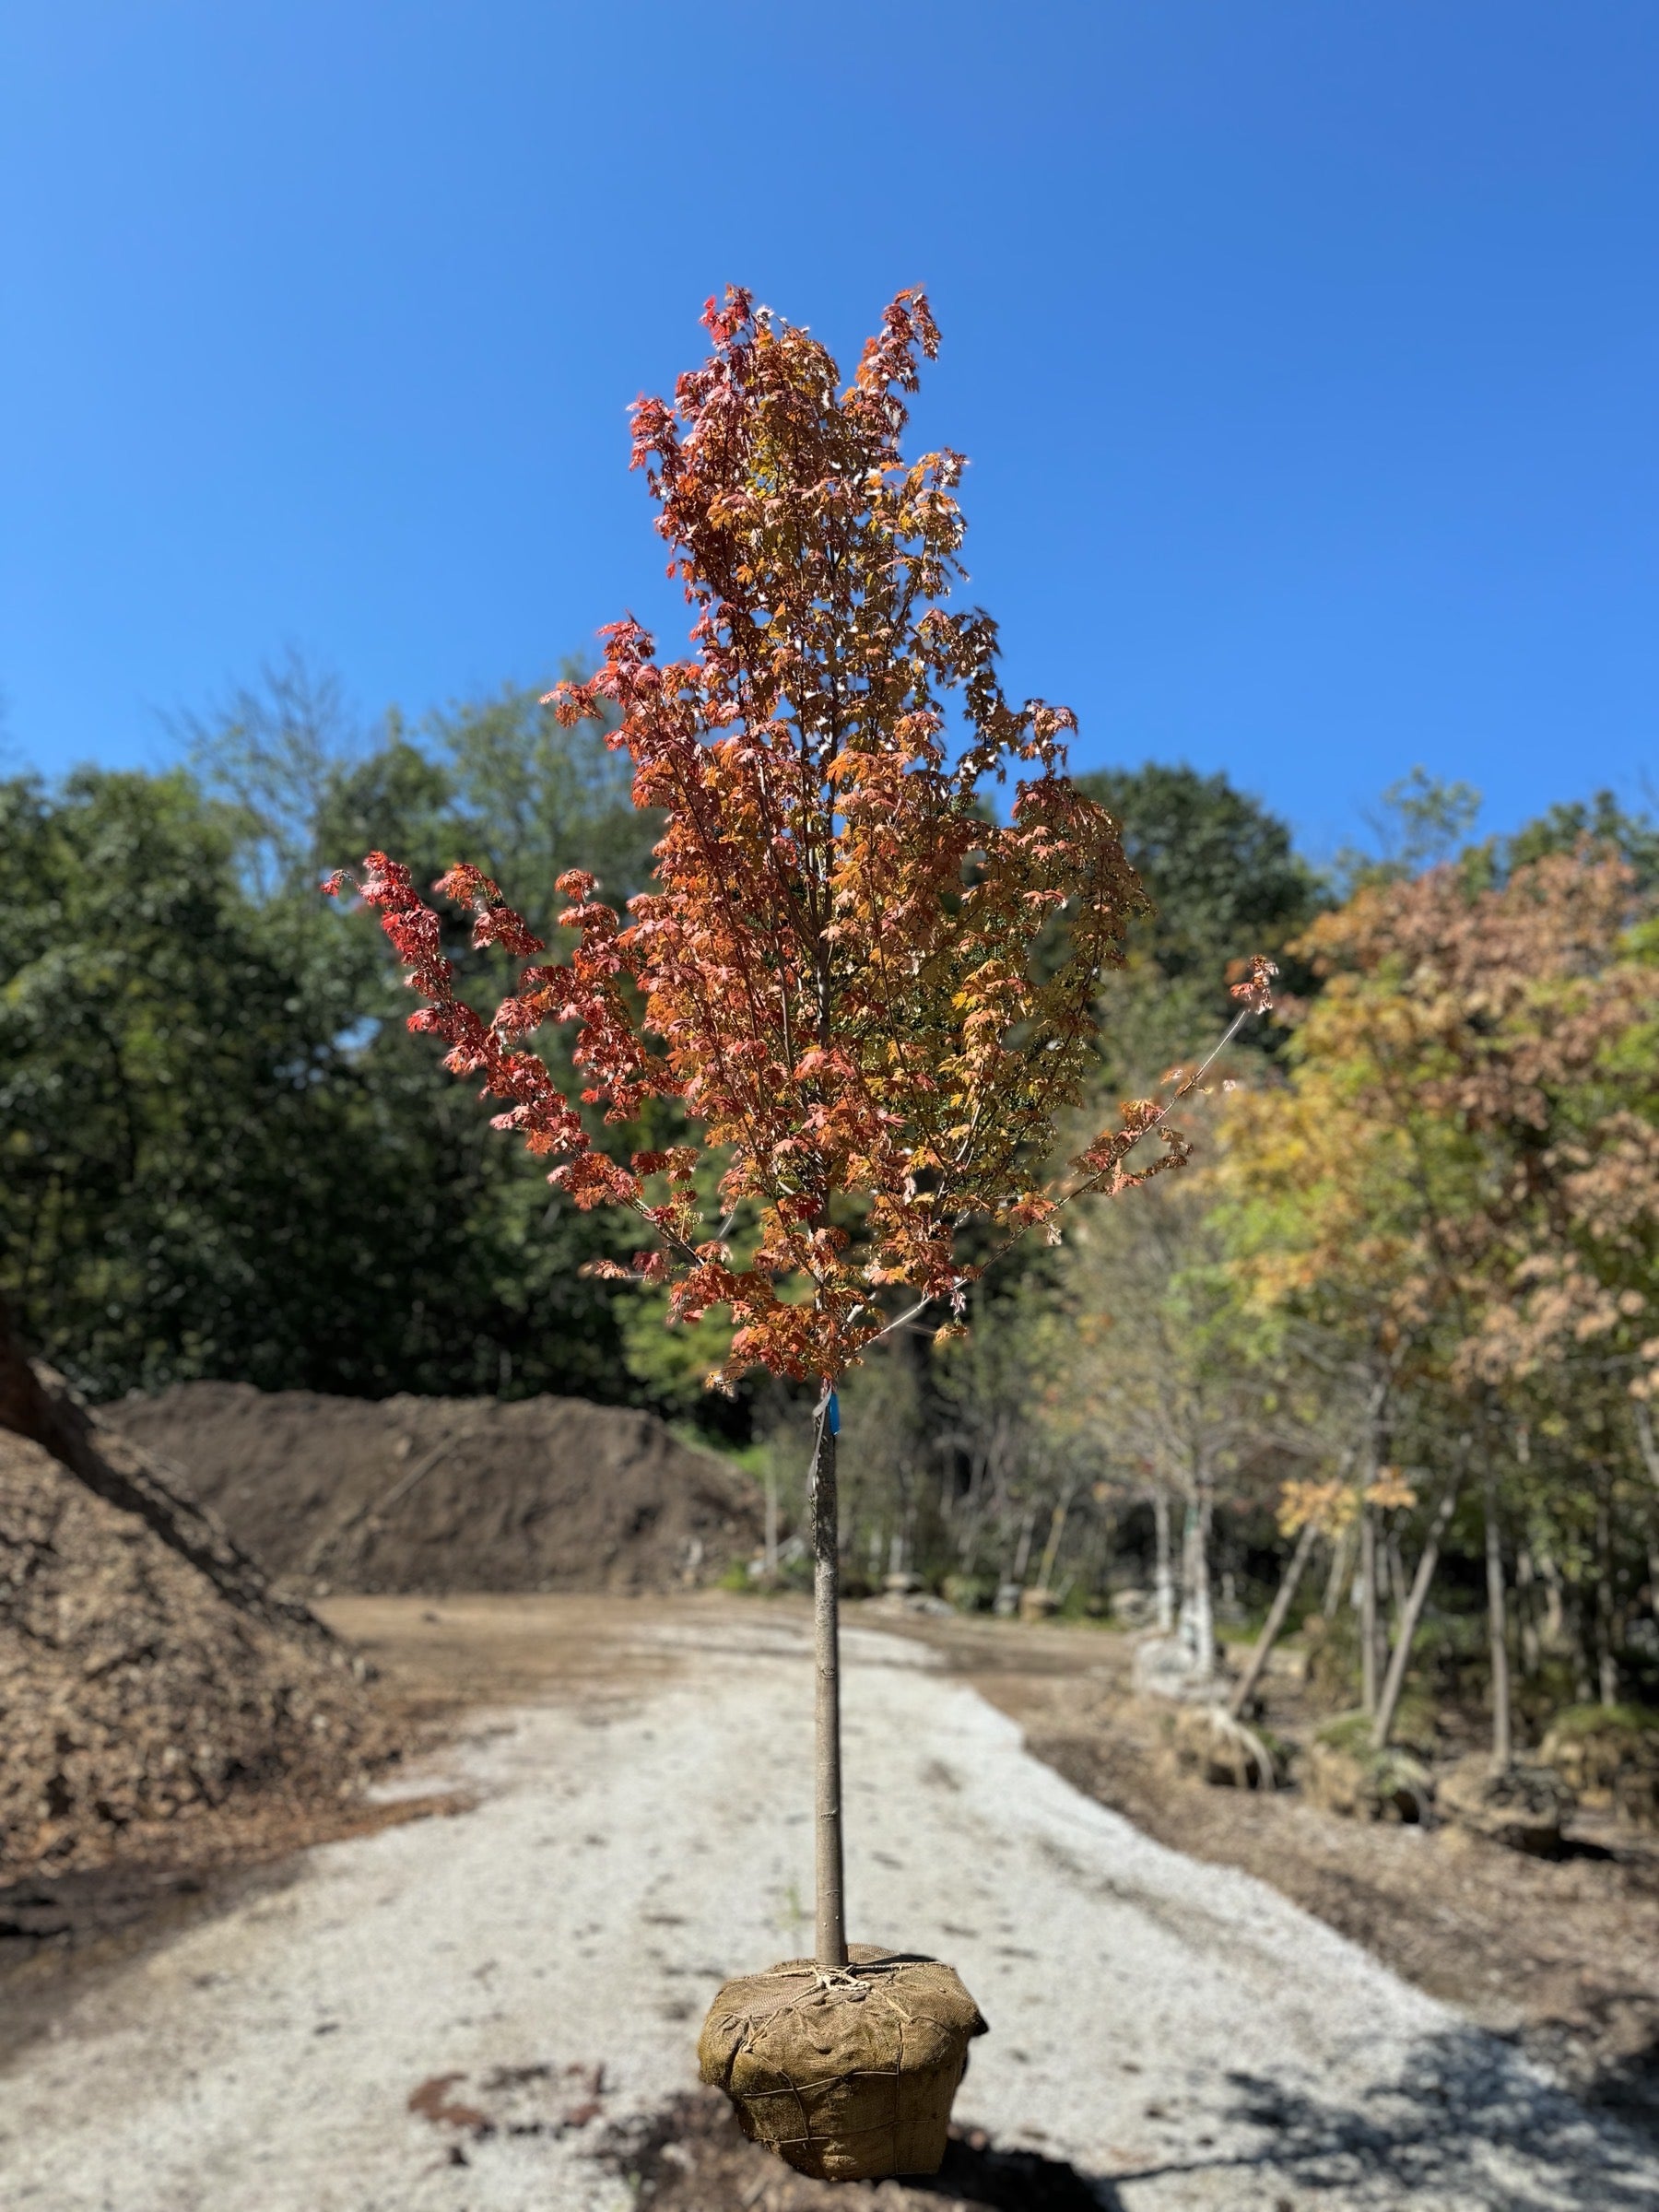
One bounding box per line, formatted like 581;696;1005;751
3;1609;1654;2210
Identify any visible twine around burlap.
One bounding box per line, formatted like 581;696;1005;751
698;1944;988;2183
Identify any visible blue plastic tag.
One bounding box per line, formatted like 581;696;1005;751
827;1390;841;1435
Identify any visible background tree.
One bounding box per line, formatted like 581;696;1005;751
1077;763;1321;1006
1220;837;1659;1755
0;677;666;1412
1046;1119;1329;1676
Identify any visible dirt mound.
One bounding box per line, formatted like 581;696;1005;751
107;1382;762;1596
0;1309;386;1881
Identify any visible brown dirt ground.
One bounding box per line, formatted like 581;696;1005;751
0;1594;652;2062
7;1593;1659;2143
3;1589;748;2013
875;1606;1659;2127
106;1382;762;1597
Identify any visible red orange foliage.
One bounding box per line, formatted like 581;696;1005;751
334;291;1270;1386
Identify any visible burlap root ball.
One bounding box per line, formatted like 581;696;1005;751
698;1944;987;2183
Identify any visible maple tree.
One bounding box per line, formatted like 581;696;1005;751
332;287;1270;1969
1220;843;1659;1755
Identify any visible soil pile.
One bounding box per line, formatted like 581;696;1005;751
107;1382;762;1596
0;1309;385;1881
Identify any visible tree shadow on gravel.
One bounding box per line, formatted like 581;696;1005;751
595;2088;1123;2209
1114;2026;1657;2209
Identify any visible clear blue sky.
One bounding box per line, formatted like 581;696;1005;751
4;2;1655;861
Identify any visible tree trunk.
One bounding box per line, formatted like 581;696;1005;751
1359;1507;1380;1716
1484;1471;1512;1769
1229;1517;1318;1720
1516;1545;1541;1677
1570;1594;1594;1706
1035;1485;1075;1594
1152;1491;1174;1633
1321;1517;1357;1618
1632;1405;1659;1627
1636;1400;1659;1493
809;1397;847;1970
1372;1478;1460;1750
1010;1502;1037;1587
1594;1496;1619;1708
1537;1546;1567;1650
1385;1530;1408;1634
763;1464;780;1580
1179;1489;1215;1680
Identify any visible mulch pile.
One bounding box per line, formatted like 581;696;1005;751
107;1382;762;1597
0;1307;389;1883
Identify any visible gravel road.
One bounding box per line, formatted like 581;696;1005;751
3;1607;1653;2210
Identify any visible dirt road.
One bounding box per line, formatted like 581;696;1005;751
2;1600;1653;2209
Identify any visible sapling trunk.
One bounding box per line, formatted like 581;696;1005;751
1372;1477;1460;1750
1153;1491;1175;1632
1359;1508;1380;1716
1229;1517;1318;1720
1594;1494;1620;1707
1634;1408;1659;1622
1635;1399;1659;1495
1179;1490;1216;1679
1385;1531;1408;1633
810;1398;848;1970
1516;1546;1542;1678
1321;1518;1357;1619
1010;1502;1037;1589
1035;1488;1073;1594
1484;1471;1512;1770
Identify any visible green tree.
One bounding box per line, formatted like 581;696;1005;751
1500;788;1659;893
0;764;643;1407
1070;765;1320;1088
1077;764;1322;994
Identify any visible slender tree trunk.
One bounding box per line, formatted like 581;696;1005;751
1372;1478;1460;1750
954;1453;986;1568
1484;1471;1512;1769
1010;1502;1037;1588
1636;1401;1659;1494
1152;1491;1174;1632
1594;1495;1619;1708
1322;1518;1357;1619
1359;1508;1380;1716
1036;1484;1075;1594
763;1464;780;1580
1570;1594;1594;1706
809;1396;847;1970
1357;1377;1389;1712
892;1465;913;1583
1537;1546;1567;1651
1385;1531;1408;1634
1516;1545;1541;1677
1632;1406;1659;1627
1179;1489;1215;1679
1229;1518;1318;1719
